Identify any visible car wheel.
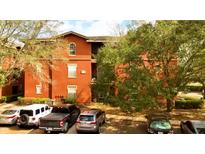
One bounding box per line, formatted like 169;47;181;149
63;122;69;133
19;114;29;125
18;125;23;128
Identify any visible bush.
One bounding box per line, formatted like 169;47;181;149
62;97;76;104
18;97;50;105
1;93;23;103
175;99;204;109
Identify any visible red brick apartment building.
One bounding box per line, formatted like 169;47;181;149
0;31;110;103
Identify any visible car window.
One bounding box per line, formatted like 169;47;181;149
45;106;49;110
196;128;205;134
41;107;44;112
150;120;171;130
36;109;40;115
68;105;76;112
52;107;69;113
20;110;33;116
1;110;17;115
79;115;94;121
185;121;196;133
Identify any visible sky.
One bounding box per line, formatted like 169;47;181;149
57;20;132;36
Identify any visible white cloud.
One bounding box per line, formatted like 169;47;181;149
57;20;128;36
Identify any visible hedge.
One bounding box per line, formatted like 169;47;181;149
18;97;51;105
0;93;23;103
62;97;76;104
175;99;204;109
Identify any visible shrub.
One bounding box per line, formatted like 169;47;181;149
18;97;50;105
1;93;23;103
175;99;204;109
63;97;76;104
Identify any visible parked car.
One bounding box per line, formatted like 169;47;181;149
39;104;80;133
0;109;20;125
76;109;106;133
17;104;51;127
180;120;205;134
146;113;173;134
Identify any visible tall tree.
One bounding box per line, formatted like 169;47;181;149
0;20;61;91
96;20;205;112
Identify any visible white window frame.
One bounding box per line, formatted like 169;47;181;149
68;42;76;56
67;85;77;98
68;64;77;78
35;85;42;94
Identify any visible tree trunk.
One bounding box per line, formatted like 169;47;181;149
166;98;174;112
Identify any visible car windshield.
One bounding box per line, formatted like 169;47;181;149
20;110;33;116
1;110;17;115
52;107;69;113
150;120;171;130
79;115;94;121
196;128;205;134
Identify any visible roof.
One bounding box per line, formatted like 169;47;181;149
86;36;116;42
22;104;48;110
51;104;74;108
55;31;88;39
81;109;101;115
55;31;116;42
189;120;205;127
146;113;170;120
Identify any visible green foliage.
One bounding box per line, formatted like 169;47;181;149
95;20;205;112
63;97;76;104
0;20;62;86
18;97;50;105
1;93;23;103
175;99;204;109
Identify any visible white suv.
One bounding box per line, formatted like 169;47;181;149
17;104;51;127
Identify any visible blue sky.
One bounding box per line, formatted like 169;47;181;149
57;20;131;36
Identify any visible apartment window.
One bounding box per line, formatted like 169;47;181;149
68;64;77;78
36;85;42;94
68;43;76;55
67;85;77;99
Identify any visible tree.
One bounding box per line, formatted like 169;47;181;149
96;20;205;112
0;20;62;92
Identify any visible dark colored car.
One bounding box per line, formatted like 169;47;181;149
76;109;106;133
146;113;173;134
180;120;205;134
39;104;80;133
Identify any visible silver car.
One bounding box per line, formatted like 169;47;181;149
76;109;106;133
0;109;20;125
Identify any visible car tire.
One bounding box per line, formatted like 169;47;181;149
63;122;69;133
44;130;51;134
19;114;29;125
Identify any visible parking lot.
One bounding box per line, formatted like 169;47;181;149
1;102;205;134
